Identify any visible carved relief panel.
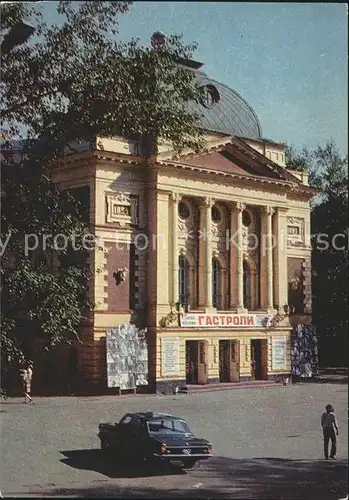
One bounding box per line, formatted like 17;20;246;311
106;192;138;227
287;217;305;247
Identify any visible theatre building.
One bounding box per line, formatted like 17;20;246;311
49;57;317;394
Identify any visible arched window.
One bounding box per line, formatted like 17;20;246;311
212;258;221;309
178;255;189;308
243;260;252;310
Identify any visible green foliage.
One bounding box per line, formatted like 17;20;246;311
285;145;312;172
1;1;204;153
310;141;348;366
1;1;204;363
1;150;94;362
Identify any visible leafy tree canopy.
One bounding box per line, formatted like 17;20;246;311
1;1;204;154
285;145;312;173
1;1;204;363
309;142;348;366
286;140;348;365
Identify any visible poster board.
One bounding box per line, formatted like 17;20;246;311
291;324;319;378
272;336;287;370
106;324;148;390
161;338;180;377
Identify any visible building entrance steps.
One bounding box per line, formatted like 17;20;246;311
179;379;283;394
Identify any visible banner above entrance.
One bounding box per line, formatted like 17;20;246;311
180;313;274;328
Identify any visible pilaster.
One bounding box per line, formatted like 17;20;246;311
204;197;214;309
229;203;238;310
170;192;181;305
273;207;288;312
260;205;276;313
236;201;247;313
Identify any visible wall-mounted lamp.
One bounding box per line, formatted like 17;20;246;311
113;268;129;285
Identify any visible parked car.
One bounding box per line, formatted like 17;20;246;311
98;411;212;469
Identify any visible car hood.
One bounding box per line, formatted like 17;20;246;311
153;435;209;447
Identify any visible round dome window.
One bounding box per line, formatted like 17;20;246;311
212;205;221;223
178;201;190;220
199;85;220;109
242;210;252;227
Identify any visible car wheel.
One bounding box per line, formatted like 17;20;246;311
183;460;197;469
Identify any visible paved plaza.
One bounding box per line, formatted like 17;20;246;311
0;382;348;498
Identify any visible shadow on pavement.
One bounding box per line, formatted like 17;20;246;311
21;455;348;499
59;449;186;478
298;376;348;385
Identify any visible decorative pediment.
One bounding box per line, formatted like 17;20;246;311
170;137;302;184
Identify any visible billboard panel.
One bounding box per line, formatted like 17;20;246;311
106;324;148;390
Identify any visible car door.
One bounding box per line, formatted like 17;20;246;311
123;416;143;456
117;414;133;451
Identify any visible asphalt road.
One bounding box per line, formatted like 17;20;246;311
0;382;348;498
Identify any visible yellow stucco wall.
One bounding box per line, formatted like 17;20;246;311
155;329;292;382
51;135;313;389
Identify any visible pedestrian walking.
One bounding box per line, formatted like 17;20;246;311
20;361;34;403
321;403;339;460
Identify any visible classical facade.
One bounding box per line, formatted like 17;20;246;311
48;54;317;393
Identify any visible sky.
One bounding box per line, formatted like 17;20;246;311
41;2;348;155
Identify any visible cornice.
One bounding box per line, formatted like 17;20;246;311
53;152;94;170
155;159;293;187
92;151;143;166
154;159;320;199
52;148;320;199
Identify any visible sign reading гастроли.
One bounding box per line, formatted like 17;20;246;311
180;313;274;328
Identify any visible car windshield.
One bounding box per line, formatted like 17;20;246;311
147;419;192;435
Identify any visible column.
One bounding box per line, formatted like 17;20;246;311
204;197;214;308
273;207;288;312
170;192;181;305
267;206;275;310
229;204;238;309
236;202;246;311
261;205;275;312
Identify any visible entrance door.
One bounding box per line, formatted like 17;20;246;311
251;339;268;380
229;340;240;382
219;340;230;382
197;341;208;385
186;341;198;384
219;340;240;382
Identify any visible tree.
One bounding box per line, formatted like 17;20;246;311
310;142;348;366
287;141;349;366
1;1;204;363
285;145;312;172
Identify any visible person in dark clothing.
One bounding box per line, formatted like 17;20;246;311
321;404;339;460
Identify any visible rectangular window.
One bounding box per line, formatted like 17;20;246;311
179;256;189;307
212;259;221;309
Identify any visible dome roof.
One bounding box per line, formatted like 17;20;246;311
188;70;262;140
